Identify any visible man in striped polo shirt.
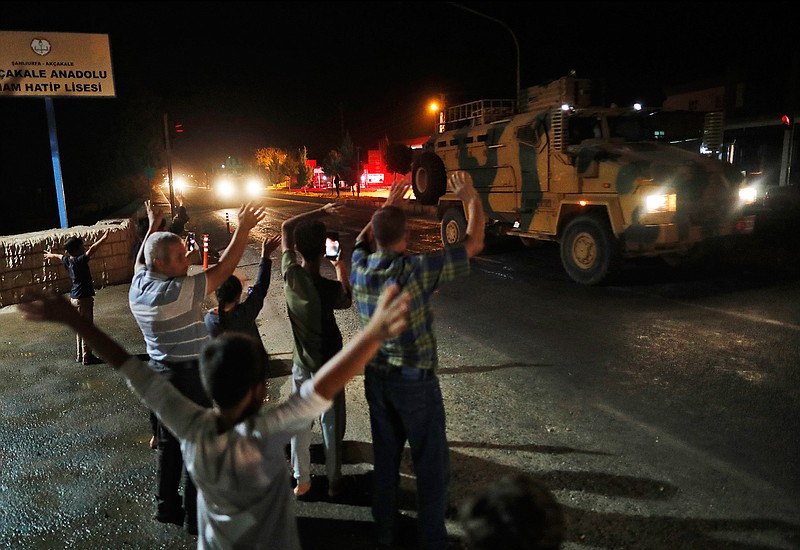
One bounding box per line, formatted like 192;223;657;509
129;199;266;534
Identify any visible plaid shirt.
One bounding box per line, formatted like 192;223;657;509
350;240;470;371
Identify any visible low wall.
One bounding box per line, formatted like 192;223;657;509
0;218;136;308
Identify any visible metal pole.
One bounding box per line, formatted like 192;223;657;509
45;97;69;228
447;2;520;103
163;113;175;220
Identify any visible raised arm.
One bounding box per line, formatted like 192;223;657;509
313;284;409;400
205;202;267;294
281;202;343;252
449;171;485;258
134;200;165;272
85;230;111;258
17;291;130;367
43;249;63;261
331;254;352;309
238;234;281;318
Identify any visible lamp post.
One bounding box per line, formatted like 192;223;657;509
448;2;520;103
429;100;440;135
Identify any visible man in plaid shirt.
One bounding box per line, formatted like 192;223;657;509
350;172;485;549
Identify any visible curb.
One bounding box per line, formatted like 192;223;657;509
268;190;438;220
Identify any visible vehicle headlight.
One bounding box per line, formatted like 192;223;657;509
245;177;262;198
644;193;677;213
738;185;757;204
173;177;186;193
216;179;235;199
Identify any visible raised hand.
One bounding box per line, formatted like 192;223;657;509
17;291;79;325
322;201;345;214
237;202;267;232
385;176;410;207
145;200;164;230
262;234;281;257
449;170;478;201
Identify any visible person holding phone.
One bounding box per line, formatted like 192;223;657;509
280;201;352;498
204;234;281;351
325;231;341;260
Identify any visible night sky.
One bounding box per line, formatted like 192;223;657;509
0;1;793;231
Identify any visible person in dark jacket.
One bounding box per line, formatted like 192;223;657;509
204;234;281;352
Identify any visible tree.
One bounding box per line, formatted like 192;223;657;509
294;146;313;189
322;149;345;184
255;147;288;186
338;132;356;184
385;143;412;180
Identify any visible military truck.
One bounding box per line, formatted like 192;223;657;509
411;76;756;285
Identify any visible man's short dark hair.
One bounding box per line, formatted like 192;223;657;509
200;333;269;408
459;474;564;550
64;237;83;256
294;220;326;261
372;206;407;247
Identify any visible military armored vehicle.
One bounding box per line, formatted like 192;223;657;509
411;76;756;285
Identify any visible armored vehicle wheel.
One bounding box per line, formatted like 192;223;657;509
412;152;447;205
441;207;467;246
560;216;620;285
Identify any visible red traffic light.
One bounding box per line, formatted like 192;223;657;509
781;114;792;127
174;123;184;134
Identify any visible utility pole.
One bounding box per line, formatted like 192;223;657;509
447;2;520;103
163;113;175;219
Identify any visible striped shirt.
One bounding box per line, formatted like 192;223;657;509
129;269;209;362
350;241;470;371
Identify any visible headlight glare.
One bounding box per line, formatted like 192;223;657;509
645;193;677;213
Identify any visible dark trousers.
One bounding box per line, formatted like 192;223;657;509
148;359;211;526
364;367;449;549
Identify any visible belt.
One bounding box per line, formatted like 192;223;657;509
375;366;436;380
151;358;199;369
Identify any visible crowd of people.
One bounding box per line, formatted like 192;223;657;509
23;175;564;549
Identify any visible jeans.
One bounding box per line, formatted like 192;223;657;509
290;363;346;486
364;367;449;550
148;359;211;526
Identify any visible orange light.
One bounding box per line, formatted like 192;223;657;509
429;102;439;113
579;200;588;206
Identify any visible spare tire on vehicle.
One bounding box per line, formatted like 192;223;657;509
411;152;447;205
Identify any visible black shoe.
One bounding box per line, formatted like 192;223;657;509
155;510;184;527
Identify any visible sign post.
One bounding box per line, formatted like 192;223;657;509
0;31;116;228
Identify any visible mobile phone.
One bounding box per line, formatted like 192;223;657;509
325;232;340;260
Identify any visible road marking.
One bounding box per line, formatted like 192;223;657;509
594;402;782;497
618;289;800;331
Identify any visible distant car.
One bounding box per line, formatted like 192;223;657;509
212;172;265;201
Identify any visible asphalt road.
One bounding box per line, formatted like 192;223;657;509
1;188;799;549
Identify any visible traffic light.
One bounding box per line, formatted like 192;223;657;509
781;114;792;128
174;123;184;135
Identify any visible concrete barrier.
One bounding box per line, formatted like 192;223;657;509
0;218;135;308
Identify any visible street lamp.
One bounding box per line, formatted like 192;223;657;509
448;2;520;103
429;101;440;134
